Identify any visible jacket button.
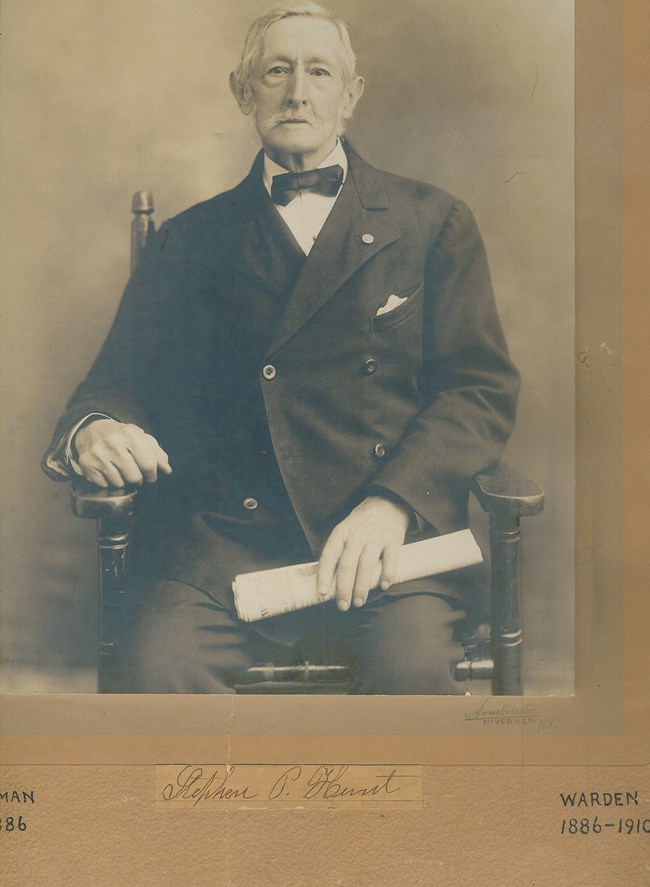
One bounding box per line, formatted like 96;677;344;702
243;497;258;510
374;443;386;458
363;358;378;375
361;233;375;244
262;364;276;380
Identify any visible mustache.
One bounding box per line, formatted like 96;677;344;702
264;111;318;127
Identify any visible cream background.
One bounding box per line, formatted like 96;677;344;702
1;0;575;693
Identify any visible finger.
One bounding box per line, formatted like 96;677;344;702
87;439;133;488
379;543;401;591
86;453;127;489
155;444;173;475
108;450;144;486
127;429;172;480
124;436;160;483
317;529;345;597
96;457;129;489
352;544;382;608
141;432;172;475
78;450;120;488
334;543;365;611
79;463;109;488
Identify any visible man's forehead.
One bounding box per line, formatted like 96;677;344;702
259;16;345;63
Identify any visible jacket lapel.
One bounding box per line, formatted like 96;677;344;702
235;154;305;297
266;148;401;355
232;147;402;354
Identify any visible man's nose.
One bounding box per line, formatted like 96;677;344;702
285;69;308;106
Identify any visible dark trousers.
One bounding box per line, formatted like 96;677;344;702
118;579;467;695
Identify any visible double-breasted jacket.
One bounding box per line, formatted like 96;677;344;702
44;145;520;612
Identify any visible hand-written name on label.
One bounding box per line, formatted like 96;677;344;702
155;764;422;810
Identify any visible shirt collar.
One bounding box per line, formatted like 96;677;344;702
262;140;348;197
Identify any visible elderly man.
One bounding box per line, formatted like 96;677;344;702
43;2;519;694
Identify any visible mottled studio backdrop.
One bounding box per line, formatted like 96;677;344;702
1;0;574;693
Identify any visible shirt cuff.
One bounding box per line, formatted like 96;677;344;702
46;412;113;477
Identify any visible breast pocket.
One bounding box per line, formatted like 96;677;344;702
370;281;425;332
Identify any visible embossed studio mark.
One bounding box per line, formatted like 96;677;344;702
464;698;555;730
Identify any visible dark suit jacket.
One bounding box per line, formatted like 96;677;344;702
44;145;519;614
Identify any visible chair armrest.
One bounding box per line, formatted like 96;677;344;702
470;461;544;518
470;461;544;695
70;479;138;520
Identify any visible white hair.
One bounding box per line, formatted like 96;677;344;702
231;2;358;115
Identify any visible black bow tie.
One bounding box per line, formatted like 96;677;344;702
270;164;344;206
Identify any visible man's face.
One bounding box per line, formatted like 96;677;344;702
245;16;363;171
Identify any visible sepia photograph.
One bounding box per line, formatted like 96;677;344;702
2;0;575;698
5;2;647;885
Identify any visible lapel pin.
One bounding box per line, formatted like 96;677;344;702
361;233;375;244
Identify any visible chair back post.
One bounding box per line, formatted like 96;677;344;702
131;191;155;273
71;192;152;691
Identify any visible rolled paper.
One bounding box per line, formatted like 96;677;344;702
233;529;483;622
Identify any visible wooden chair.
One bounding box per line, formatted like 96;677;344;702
70;191;544;695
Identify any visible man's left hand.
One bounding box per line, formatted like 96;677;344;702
317;496;411;611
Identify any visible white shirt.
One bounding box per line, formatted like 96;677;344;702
262;141;347;255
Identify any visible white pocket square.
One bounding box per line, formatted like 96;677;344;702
375;294;407;317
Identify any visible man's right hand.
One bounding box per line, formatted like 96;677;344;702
73;418;172;488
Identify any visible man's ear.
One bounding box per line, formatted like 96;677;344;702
343;76;365;121
229;72;250;114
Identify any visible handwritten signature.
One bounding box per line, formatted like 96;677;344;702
160;765;407;806
269;766;401;801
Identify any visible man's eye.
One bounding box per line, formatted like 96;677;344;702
311;68;331;77
267;66;289;75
